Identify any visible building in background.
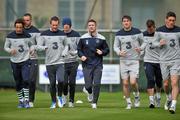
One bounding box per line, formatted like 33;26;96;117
0;0;180;29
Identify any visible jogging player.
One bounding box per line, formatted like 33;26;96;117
114;15;143;109
36;16;68;108
4;18;33;108
156;11;180;114
23;13;40;107
62;17;81;107
137;19;162;108
77;19;109;109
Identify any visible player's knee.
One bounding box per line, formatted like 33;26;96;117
94;83;101;87
63;79;68;84
163;80;169;88
123;82;129;88
50;81;56;87
69;79;76;85
147;85;154;89
69;83;76;87
147;81;155;89
156;83;162;88
171;80;178;87
24;81;29;88
130;80;137;87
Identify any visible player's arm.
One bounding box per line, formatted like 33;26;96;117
77;38;87;61
151;32;163;48
113;36;120;55
113;36;126;57
75;33;81;46
138;33;144;45
27;37;36;55
135;33;144;53
69;36;81;56
36;36;48;51
97;40;109;56
4;38;16;55
62;36;69;57
35;33;41;44
29;33;41;55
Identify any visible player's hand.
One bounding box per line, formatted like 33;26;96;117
160;39;166;46
119;50;126;57
45;47;48;51
135;47;141;53
96;49;103;55
29;49;35;56
10;49;17;55
80;56;87;61
69;50;77;55
62;51;68;57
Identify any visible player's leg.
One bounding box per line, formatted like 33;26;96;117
120;61;131;109
68;61;79;107
169;75;179;114
22;60;31;108
11;62;24;108
154;63;163;108
91;66;102;109
169;62;180;114
63;63;70;105
144;62;155;108
129;61;140;108
46;65;57;108
29;59;38;107
160;63;171;110
56;64;65;108
83;67;93;102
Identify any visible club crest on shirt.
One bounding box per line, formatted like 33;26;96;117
96;39;100;44
71;38;76;42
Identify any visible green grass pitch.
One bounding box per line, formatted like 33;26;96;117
0;89;179;120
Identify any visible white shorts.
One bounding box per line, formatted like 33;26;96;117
160;61;180;80
120;60;139;80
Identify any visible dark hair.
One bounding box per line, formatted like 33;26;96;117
23;13;32;19
87;19;97;25
14;18;24;27
146;19;155;28
122;15;132;21
166;11;176;19
50;16;60;24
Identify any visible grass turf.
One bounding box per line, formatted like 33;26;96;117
0;89;179;120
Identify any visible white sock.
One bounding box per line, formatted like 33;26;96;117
133;91;140;97
17;89;24;102
171;100;177;107
166;94;171;101
149;96;154;104
156;92;161;99
23;88;29;101
126;97;131;104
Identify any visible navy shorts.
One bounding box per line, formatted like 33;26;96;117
144;62;162;89
11;60;30;91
